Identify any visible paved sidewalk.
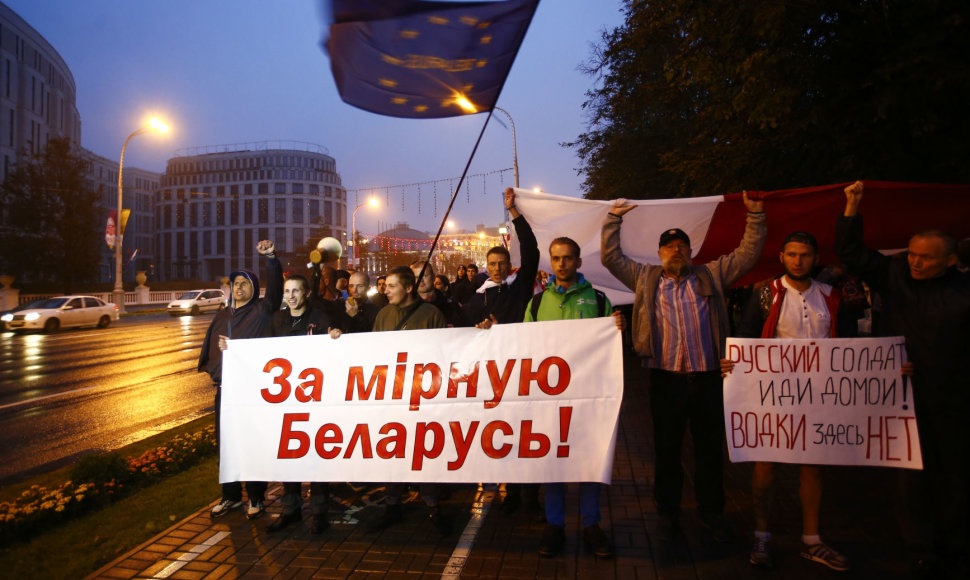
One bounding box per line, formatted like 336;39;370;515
88;355;912;579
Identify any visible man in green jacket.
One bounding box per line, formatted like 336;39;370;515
525;237;622;559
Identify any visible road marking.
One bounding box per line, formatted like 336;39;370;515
441;484;497;579
151;530;229;578
0;385;102;412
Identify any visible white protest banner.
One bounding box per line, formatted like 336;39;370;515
723;336;922;469
220;317;623;484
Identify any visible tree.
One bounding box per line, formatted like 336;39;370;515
0;138;101;293
567;1;970;200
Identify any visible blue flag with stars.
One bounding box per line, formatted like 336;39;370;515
325;0;540;118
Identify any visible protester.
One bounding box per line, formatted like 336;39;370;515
450;264;472;305
197;239;282;520
461;188;542;515
434;274;450;295
722;231;852;571
335;269;351;299
601;192;766;542
366;266;451;536
262;275;342;534
466;263;484;292
524;236;622;559
411;260;469;328
836;181;970;578
344;271;380;332
372;275;389;308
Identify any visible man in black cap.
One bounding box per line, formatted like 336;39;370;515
601;193;766;543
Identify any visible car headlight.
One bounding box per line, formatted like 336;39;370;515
180;302;192;308
1;313;12;322
25;313;41;321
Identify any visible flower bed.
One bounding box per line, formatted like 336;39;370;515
0;425;216;546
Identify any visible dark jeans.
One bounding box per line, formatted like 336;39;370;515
649;369;725;518
215;387;266;503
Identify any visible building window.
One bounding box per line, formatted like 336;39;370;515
231;199;239;225
293;183;303;194
275;199;286;223
217;230;225;254
258;199;268;223
324;201;332;225
245;183;253;196
216;201;225;226
309;200;320;223
292;199;303;223
258;183;268;195
202;202;212;226
189;203;197;227
274;182;286;195
309;183;319;194
176;204;184;227
245;199;254;225
276;228;287;249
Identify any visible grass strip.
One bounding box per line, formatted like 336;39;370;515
0;415;220;579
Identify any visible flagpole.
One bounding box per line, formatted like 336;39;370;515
416;110;496;290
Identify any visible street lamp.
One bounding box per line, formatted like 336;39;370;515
113;118;168;313
492;106;519;189
351;196;379;268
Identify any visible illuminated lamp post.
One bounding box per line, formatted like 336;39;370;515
113;118;168;313
351;196;379;268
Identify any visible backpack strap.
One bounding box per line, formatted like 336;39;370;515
529;291;543;321
594;289;607;317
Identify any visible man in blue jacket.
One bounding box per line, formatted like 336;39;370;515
525;236;622;558
198;239;283;520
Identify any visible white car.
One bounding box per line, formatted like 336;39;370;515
1;295;119;332
167;289;226;316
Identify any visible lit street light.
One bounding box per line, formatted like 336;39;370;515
350;196;379;268
113;118;168;313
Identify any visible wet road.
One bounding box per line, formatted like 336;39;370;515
0;312;216;484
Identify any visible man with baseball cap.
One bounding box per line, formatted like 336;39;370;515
601;193;766;542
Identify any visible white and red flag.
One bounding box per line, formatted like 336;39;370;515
511;181;970;305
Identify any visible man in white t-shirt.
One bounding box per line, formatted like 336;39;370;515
722;231;853;572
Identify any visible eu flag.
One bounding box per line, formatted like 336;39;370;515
325;0;540;118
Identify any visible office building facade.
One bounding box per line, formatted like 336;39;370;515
154;142;346;282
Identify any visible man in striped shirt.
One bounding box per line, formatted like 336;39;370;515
601;192;766;543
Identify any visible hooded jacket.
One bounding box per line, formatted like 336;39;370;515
461;215;539;325
198;258;283;385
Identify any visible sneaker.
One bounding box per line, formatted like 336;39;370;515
266;510;300;532
311;513;330;534
655;514;679;542
429;507;451;537
368;503;402;532
210;497;242;518
749;535;774;568
246;499;265;520
538;524;565;557
698;512;734;544
583;524;614;558
801;542;851;572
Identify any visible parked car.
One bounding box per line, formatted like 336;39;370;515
1;295;119;332
167;289;226;316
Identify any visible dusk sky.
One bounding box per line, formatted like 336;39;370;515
6;0;627;237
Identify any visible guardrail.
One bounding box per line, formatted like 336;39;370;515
16;289;264;307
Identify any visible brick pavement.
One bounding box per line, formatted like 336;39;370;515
88;354;913;579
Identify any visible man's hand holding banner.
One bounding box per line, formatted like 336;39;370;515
220;317;623;484
723;336;922;469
